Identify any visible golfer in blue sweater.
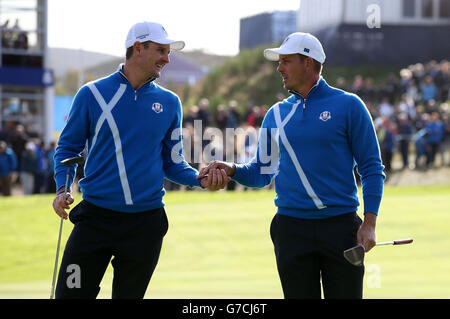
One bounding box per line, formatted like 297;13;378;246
199;32;385;299
52;22;229;299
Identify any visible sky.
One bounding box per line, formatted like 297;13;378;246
47;0;301;57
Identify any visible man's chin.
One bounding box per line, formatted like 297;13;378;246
150;69;162;79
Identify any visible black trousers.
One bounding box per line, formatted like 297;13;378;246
55;200;168;299
270;212;364;299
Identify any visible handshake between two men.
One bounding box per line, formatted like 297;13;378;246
197;161;236;191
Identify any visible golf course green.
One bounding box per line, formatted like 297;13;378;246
0;185;449;298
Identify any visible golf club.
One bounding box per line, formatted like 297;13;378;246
343;238;413;266
50;156;84;299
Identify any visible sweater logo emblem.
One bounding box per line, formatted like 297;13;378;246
319;111;331;121
152;102;163;113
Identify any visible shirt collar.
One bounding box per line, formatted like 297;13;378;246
289;76;323;100
116;63;156;87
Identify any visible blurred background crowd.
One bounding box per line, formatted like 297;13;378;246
0;59;449;196
178;59;449;183
339;60;449;174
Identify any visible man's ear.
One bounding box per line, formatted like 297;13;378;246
133;42;143;56
305;57;314;70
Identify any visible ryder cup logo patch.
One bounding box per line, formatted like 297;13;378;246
152;103;163;113
319;111;331;121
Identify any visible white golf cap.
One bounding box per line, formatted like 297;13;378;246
125;21;185;51
264;32;326;64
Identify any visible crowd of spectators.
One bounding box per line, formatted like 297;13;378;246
341;60;449;174
0;60;448;196
1;18;34;67
0;124;56;196
177;59;449;190
1;19;28;50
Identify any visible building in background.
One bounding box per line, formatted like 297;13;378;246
239;10;298;50
0;0;53;144
297;0;450;65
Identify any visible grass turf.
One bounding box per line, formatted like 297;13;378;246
0;185;449;298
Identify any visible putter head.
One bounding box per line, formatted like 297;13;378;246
343;244;365;266
60;156;84;166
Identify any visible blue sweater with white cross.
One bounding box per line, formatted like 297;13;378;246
233;77;385;219
54;66;201;213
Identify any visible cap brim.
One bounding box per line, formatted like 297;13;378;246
153;38;185;51
263;47;298;61
170;40;185;51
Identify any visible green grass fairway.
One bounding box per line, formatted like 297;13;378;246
1;186;449;299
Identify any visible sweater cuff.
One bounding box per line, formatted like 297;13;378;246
363;194;383;216
231;164;246;182
196;176;204;189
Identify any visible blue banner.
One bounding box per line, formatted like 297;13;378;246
53;95;74;133
0;66;54;87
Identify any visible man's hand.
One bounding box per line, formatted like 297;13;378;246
52;191;74;220
198;160;236;179
199;168;231;190
357;212;377;252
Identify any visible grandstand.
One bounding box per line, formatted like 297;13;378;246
0;0;53;144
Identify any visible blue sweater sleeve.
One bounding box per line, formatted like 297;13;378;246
54;86;90;191
348;95;385;215
162;97;201;188
233;110;276;188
